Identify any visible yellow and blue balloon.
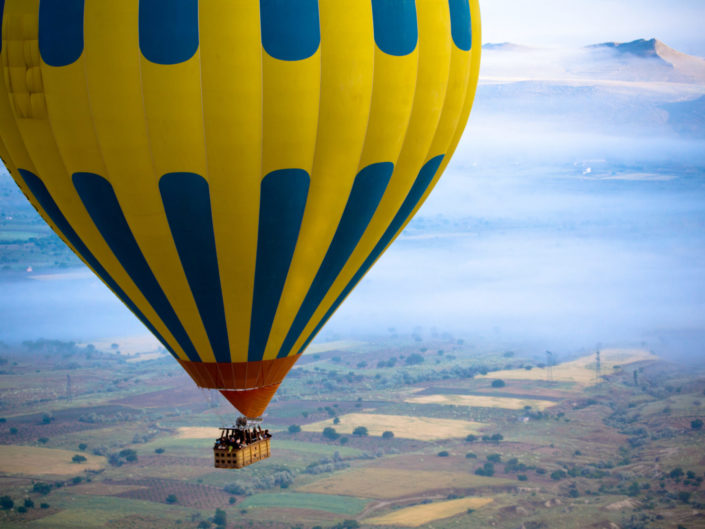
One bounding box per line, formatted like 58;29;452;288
0;0;481;417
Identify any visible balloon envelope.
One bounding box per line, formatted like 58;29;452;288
0;0;481;417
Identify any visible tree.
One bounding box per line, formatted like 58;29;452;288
78;443;87;451
487;453;501;463
691;419;703;430
323;427;339;440
352;426;368;437
119;449;138;462
213;508;227;527
288;424;301;434
0;496;13;510
405;353;424;365
165;494;178;504
72;454;87;463
333;417;340;425
154;448;165;454
550;470;567;481
23;498;34;508
32;483;51;495
382;431;394;439
465;434;477;442
438;451;449;457
491;379;506;388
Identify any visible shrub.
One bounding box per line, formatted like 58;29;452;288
17;505;27;513
0;496;14;510
691;419;703;430
382;431;394;439
72;454;87;463
165;494;178;504
214;508;227;527
550;470;567;481
38;437;49;444
323;427;339;440
352;426;368;437
487;453;501;463
678;491;691;504
32;483;51;495
438;451;450;457
23;498;34;508
465;453;477;459
224;482;253;496
9;427;18;435
78;443;87;451
119;449;138;462
405;353;424;365
229;496;236;504
491;379;506;388
288;424;301;434
71;476;82;485
518;474;528;481
40;503;49;509
339;437;349;445
154;448;165;454
475;462;495;477
465;434;477;442
333;417;340;425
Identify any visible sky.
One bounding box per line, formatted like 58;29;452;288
481;0;705;56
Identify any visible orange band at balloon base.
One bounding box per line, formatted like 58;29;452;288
178;356;299;418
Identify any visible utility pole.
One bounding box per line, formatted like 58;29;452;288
595;349;601;384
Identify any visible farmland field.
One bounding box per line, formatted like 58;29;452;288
0;336;703;529
300;413;484;440
0;446;106;475
365;497;493;526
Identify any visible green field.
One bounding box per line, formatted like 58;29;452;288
240;492;368;515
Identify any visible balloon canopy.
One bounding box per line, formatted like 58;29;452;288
0;0;481;418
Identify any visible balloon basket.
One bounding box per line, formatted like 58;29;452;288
213;422;272;469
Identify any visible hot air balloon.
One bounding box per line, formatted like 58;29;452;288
0;0;480;466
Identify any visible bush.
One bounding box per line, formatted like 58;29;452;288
71;476;82;485
517;474;528;481
229;496;236;504
154;448;165;454
352;426;368;437
32;483;51;495
119;449;138;462
405;353;424;365
465;434;477;442
40;503;49;509
491;379;506;388
0;496;14;510
72;454;87;463
475;462;495;477
487;453;501;463
323;427;339;440
438;451;450;457
17;505;27;513
214;507;227;527
678;491;691;504
691;419;703;430
339;437;348;445
165;494;178;504
78;443;87;451
382;431;394;439
38;437;49;444
550;470;567;481
23;498;34;508
9;427;18;435
197;522;210;529
224;482;253;496
465;452;477;459
288;424;301;434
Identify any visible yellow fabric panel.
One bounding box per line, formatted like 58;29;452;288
200;0;263;363
261;0;375;361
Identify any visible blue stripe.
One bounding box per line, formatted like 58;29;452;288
16;169;178;360
72;172;200;362
260;0;320;61
39;0;85;67
159;173;230;363
0;0;5;53
448;0;472;51
294;155;445;355
248;169;309;361
277;162;393;358
371;0;418;56
139;0;199;65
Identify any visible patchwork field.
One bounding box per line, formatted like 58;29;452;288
240;492;369;515
0;446;106;476
297;468;513;499
405;394;557;411
365;497;493;527
301;413;484;440
476;348;657;386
